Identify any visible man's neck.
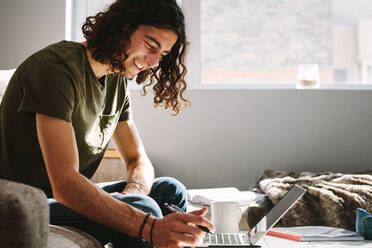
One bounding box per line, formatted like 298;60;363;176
82;42;111;79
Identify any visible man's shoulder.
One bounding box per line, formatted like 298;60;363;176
16;41;90;84
25;40;83;61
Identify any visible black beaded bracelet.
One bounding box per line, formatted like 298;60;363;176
150;218;157;244
139;212;151;239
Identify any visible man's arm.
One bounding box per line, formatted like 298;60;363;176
112;120;154;195
36;113;148;237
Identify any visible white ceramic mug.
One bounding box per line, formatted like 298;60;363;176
211;201;241;233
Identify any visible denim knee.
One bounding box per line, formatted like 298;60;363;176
153;177;187;197
150;177;188;213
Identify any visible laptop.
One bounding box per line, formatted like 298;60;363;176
182;185;306;247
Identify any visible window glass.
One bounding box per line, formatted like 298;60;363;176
201;0;372;84
87;0;115;17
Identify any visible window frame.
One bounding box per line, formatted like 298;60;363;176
65;0;86;42
66;0;372;90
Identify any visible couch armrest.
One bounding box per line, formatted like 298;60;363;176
0;179;49;248
0;68;16;97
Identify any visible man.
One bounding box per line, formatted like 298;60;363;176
0;0;213;247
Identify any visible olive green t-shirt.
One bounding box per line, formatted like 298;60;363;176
0;41;131;197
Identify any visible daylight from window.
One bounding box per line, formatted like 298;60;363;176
201;0;372;84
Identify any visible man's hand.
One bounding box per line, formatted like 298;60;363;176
150;207;214;248
121;182;149;195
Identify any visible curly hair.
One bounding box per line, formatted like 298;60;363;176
82;0;189;115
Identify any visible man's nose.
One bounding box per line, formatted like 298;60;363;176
145;53;160;68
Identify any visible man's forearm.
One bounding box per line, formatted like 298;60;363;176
54;170;151;237
125;155;155;193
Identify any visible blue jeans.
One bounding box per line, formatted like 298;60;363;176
48;177;187;247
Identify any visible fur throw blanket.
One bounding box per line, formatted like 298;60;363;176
249;170;372;231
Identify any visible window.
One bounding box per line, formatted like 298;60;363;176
185;0;372;88
66;0;372;89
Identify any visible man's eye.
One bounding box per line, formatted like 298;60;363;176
145;42;154;49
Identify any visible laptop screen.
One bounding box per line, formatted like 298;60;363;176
248;185;306;244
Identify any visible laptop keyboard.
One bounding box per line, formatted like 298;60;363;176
203;233;249;245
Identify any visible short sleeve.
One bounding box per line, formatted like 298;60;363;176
18;64;75;122
118;78;132;122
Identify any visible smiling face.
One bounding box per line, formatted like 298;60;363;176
121;25;178;79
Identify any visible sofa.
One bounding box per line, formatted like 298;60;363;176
0;69;105;247
0;179;103;248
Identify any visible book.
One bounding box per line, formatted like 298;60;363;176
187;187;265;206
267;226;364;241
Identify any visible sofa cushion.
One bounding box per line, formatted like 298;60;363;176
0;68;15;98
0;179;49;248
49;225;103;248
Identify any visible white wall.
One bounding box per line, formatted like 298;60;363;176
0;0;65;68
131;89;372;189
1;0;372;190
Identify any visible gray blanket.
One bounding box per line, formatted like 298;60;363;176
248;170;372;231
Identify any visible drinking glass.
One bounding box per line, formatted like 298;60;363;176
296;63;320;89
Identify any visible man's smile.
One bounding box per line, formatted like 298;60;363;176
133;58;144;71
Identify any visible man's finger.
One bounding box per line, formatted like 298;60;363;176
176;213;214;231
172;220;205;237
188;207;208;216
